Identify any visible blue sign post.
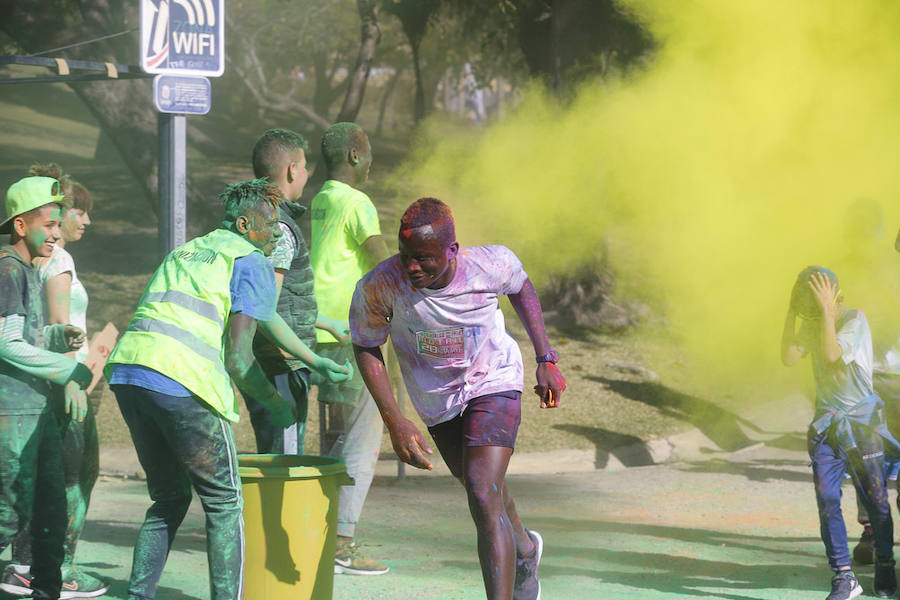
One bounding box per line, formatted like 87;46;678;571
140;0;224;257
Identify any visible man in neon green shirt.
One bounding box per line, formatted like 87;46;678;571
310;122;391;575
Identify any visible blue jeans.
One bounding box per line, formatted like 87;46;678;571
809;423;894;571
113;385;244;600
241;367;309;455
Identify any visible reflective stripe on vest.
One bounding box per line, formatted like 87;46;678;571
127;318;227;378
142;290;224;327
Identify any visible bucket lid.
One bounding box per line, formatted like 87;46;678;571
238;454;349;480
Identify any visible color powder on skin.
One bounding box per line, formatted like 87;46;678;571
394;0;900;399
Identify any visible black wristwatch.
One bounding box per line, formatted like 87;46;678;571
536;349;559;364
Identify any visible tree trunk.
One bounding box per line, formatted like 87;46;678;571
335;0;381;124
375;67;400;136
411;42;426;124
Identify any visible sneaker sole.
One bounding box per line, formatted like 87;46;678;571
530;530;544;600
60;586;110;599
849;584;863;599
334;564;390;576
0;583;32;596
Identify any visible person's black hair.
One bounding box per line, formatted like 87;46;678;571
252;129;309;179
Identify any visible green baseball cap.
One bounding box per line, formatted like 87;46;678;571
1;176;66;234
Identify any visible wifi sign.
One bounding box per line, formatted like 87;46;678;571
140;0;225;76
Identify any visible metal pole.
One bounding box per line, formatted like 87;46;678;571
158;112;187;258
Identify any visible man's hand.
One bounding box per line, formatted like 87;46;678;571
64;381;88;422
64;325;86;351
808;272;838;319
328;321;352;344
313;356;353;383
388;418;433;470
534;362;566;408
267;393;298;428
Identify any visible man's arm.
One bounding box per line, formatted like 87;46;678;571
257;313;352;383
354;344;433;470
0;315;91;388
360;235;390;269
315;313;351;343
224;313;296;427
507;278;566;408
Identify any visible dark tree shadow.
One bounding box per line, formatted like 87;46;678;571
676;458;813;483
438;517;827;599
589;377;760;451
553;424;655;468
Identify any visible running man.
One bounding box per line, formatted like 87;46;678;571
350;197;566;600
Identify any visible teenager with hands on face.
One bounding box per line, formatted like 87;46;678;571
350;197;565;600
782;266;898;600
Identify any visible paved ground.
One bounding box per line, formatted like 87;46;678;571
3;396;885;599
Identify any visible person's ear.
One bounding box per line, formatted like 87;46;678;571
446;242;459;260
349;148;359;166
287;161;297;182
12;216;27;237
235;215;251;235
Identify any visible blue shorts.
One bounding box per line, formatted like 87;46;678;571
427;391;522;450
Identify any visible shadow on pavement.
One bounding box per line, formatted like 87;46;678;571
589;377;761;451
500;516;825;600
103;577;206;600
677;457;813;483
78;519;206;552
552;424;655;467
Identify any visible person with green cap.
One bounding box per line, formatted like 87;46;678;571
105;178;351;600
0;176;93;600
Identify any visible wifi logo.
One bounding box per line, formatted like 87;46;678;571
140;0;224;76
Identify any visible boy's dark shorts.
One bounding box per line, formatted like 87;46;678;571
427;391;522;450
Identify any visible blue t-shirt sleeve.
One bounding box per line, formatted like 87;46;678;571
230;252;277;321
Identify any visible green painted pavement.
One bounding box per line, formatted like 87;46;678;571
3;436;885;600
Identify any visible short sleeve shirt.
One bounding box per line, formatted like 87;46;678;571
268;223;297;272
37;245;89;362
109;250;277;396
799;309;875;412
310;180;381;343
0;246;50;414
350;245;528;426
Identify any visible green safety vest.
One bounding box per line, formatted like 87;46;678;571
106;229;263;421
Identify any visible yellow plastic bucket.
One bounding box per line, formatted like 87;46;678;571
239;454;353;600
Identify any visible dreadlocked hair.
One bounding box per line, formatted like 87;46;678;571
220;178;283;230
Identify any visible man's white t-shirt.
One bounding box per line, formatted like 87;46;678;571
350;245;528;426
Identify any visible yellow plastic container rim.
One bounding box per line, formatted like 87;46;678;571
238;454;348;480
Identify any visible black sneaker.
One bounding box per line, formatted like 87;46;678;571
826;571;862;600
0;565;33;596
852;525;874;565
514;530;543;600
875;559;897;598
